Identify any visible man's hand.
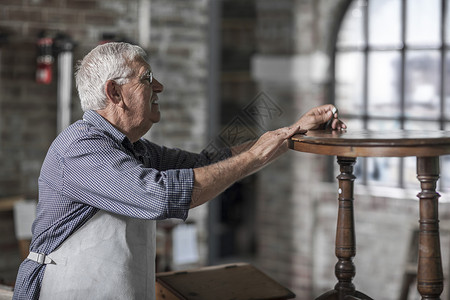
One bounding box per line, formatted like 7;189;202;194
246;125;304;169
293;104;346;131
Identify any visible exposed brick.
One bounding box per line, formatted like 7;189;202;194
0;0;215;282
43;9;82;25
24;0;64;7
7;7;45;23
65;0;99;10
83;11;117;26
0;0;23;5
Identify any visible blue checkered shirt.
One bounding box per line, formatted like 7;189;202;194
13;110;230;300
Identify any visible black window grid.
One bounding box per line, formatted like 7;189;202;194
331;0;450;190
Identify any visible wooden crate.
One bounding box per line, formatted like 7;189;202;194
156;262;295;300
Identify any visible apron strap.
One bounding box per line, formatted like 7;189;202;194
27;251;55;265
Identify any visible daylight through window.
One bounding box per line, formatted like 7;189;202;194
334;0;450;191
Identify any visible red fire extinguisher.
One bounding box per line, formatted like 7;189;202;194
36;36;54;84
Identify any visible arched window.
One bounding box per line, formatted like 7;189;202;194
333;0;450;191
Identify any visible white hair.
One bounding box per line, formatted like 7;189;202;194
75;42;147;111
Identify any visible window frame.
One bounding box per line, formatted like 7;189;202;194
330;0;450;190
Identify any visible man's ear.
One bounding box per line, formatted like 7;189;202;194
105;80;123;106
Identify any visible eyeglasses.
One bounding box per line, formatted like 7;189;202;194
140;71;153;84
112;71;153;85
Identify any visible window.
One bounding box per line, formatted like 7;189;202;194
333;0;450;191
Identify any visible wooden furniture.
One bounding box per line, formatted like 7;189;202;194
155;263;295;300
289;129;450;300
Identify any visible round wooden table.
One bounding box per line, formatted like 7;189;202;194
289;129;450;300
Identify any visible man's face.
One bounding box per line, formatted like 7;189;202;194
120;57;163;135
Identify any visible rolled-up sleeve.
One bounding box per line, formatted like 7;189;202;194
163;169;194;220
55;136;194;220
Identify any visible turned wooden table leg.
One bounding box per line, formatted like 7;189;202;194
417;156;443;300
334;156;357;295
316;157;372;300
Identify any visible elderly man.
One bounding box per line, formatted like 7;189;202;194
13;42;345;300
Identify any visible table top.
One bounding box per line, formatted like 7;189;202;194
289;129;450;157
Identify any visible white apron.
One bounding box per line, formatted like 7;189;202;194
38;211;156;300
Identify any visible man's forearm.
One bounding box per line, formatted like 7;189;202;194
190;151;256;208
190;125;302;209
230;140;256;156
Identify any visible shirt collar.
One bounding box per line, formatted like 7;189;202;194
82;110;128;144
82;110;147;156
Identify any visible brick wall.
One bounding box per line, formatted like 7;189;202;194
0;0;140;199
0;0;211;282
146;0;211;267
146;0;210;152
0;0;143;282
252;0;328;298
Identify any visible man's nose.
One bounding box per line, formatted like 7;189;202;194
152;78;164;93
